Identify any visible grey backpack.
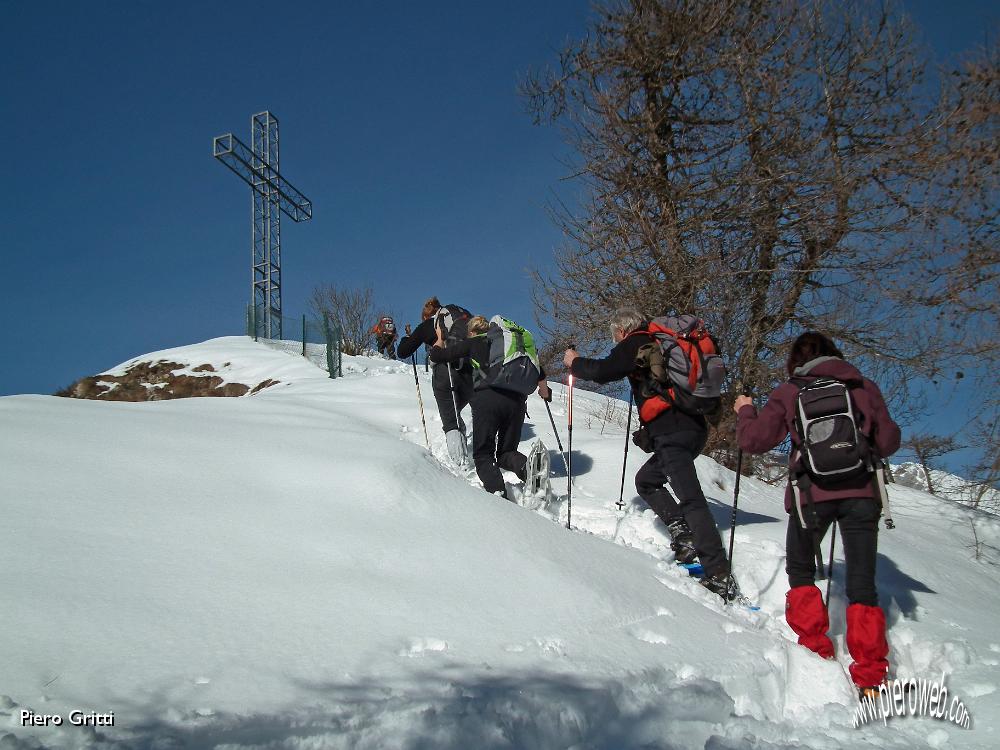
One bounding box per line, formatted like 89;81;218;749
476;316;542;396
637;315;726;418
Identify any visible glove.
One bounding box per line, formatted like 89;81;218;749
631;426;653;453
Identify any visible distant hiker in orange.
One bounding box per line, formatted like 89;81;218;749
372;315;398;358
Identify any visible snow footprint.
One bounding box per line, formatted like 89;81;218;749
631;628;671;646
399;637;449;658
532;637;567;658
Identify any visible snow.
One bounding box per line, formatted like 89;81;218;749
1;336;998;749
892;462;1000;513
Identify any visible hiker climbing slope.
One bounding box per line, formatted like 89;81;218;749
564;307;736;601
734;331;901;697
397;297;474;466
372;315;398;358
430;315;550;500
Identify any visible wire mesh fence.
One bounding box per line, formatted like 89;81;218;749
245;304;342;378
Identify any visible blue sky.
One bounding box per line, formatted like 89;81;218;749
2;1;995;472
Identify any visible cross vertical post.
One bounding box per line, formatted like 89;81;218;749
213;111;313;340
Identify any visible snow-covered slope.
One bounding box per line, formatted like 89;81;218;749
893;463;1000;513
2;337;998;749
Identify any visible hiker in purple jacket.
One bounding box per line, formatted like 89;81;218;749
733;331;901;696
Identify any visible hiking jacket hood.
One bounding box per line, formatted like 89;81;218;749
736;356;901;511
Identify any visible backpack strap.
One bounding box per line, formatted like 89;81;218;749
789;456;827;578
787;380;827;576
625;328;653;340
871;458;895;529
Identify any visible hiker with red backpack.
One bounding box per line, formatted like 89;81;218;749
733;331;901;698
563;307;738;601
372;315;398;358
397;297;476;466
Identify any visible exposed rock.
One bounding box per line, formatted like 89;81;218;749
250;379;280;395
55;360;277;402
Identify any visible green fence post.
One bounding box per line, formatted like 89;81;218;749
302;314;307;357
324;314;336;379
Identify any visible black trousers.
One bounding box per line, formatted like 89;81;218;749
431;363;474;433
635;430;727;575
786;497;880;606
471;387;528;495
376;335;396;358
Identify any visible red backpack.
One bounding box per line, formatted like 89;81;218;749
633;315;726;422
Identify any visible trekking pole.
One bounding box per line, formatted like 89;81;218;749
728;387;754;590
728;448;743;587
824;524;837;608
410;355;430;449
445;363;462;434
543;400;569;477
616;394;634;510
566;368;575;530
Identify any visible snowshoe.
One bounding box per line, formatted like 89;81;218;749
524;439;551;496
445;429;469;468
679;562;704;577
503;482;524;504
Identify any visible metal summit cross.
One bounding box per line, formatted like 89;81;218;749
213;111;313;340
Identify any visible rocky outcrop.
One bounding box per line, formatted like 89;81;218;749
55;360;278;402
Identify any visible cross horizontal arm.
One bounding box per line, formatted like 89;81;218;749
213;133;313;222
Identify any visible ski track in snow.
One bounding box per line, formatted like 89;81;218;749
1;336;997;750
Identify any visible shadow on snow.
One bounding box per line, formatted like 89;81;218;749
74;667;745;750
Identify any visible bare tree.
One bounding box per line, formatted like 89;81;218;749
310;283;374;357
962;417;1000;513
523;0;996;460
904;434;959;496
886;44;1000;495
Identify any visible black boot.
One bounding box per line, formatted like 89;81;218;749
700;570;740;603
665;517;698;565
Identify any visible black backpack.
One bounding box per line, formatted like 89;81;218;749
790;377;874;487
433;304;472;368
788;375;894;577
436;304;471;342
